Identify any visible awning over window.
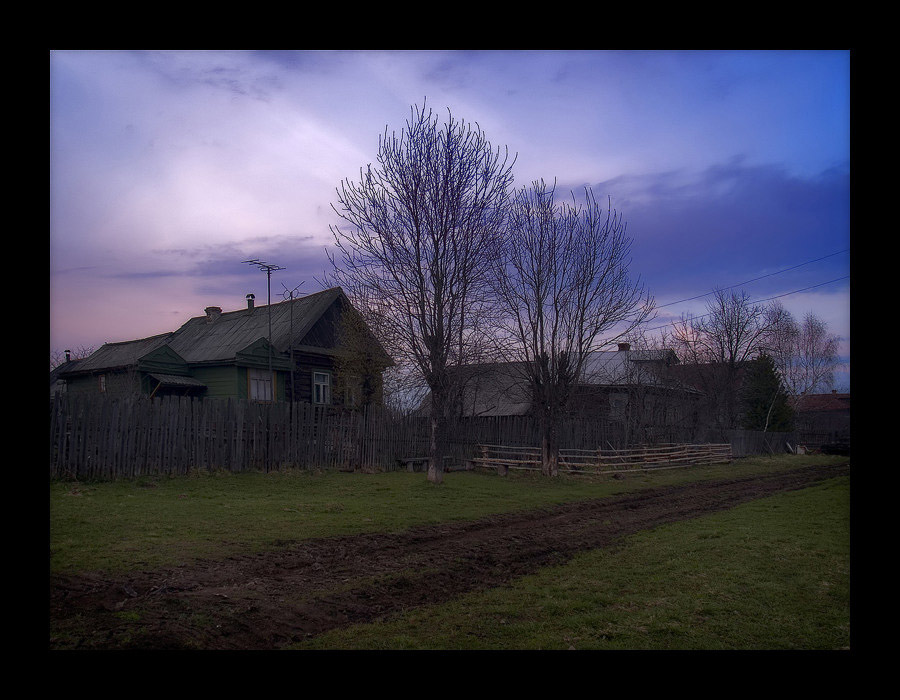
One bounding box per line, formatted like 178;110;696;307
147;373;206;388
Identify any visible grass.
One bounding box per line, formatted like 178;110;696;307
49;455;850;650
292;474;850;650
49;454;846;575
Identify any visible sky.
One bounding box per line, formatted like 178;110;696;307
49;49;851;389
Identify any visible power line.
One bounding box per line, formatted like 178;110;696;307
646;275;850;333
656;249;850;309
749;275;850;305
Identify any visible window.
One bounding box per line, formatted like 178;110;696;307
98;374;106;393
313;371;331;405
249;368;274;402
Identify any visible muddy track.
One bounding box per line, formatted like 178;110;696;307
49;462;849;650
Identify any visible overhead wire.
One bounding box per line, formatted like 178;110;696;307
643;246;850;333
655;249;850;309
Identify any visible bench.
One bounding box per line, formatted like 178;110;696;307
399;456;429;472
399;456;469;472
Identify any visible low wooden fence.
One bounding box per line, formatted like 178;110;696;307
472;442;733;475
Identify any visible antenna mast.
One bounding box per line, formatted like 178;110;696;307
243;259;285;401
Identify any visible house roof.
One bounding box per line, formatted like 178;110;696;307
453;362;534;417
64;333;174;374
59;287;391;377
580;349;684;387
794;392;850;413
167;287;344;364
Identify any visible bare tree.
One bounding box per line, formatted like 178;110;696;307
327;103;515;484
492;180;653;476
669;288;782;435
766;303;841;404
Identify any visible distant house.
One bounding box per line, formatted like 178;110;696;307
575;345;701;427
418;344;702;433
793;390;850;440
57;287;392;406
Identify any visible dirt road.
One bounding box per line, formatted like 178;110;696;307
49;462;849;650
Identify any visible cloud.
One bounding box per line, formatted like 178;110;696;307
584;159;851;300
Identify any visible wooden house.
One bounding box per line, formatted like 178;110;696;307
793;390;850;445
417;343;702;434
57;287;391;406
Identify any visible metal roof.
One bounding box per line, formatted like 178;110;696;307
62;288;352;376
167;288;343;364
65;333;174;373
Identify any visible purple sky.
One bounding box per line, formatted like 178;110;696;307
49;50;851;388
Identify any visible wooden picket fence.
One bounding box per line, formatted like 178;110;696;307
472;442;733;475
49;393;785;481
49;394;433;480
49;394;624;479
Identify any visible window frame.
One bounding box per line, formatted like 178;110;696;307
248;367;275;403
312;371;332;405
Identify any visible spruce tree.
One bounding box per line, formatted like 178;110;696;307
741;353;794;432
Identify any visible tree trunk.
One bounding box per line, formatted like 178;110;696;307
539;410;559;477
427;392;447;485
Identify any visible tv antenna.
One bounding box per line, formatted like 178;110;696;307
243;258;285;399
281;280;305;301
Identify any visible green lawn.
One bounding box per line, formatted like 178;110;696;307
49;455;850;650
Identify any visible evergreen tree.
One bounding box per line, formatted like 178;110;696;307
741;353;794;431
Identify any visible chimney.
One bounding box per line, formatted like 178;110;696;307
618;342;631;352
246;293;255;311
205;306;222;323
65;349;71;362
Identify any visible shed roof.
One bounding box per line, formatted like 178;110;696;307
794;392;850;413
